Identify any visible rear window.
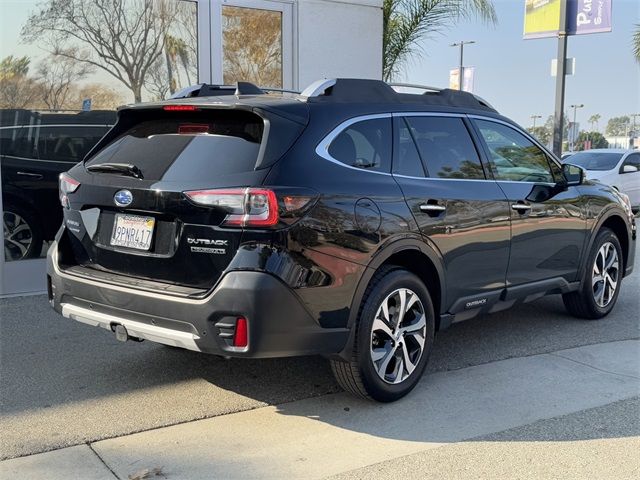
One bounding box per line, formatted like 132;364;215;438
565;151;623;171
86;110;264;180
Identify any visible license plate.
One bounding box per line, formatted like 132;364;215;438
110;214;155;251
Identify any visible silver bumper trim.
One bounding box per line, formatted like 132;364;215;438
61;303;202;352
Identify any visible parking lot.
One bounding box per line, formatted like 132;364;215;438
1;246;639;477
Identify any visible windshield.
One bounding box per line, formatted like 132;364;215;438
566;152;623;171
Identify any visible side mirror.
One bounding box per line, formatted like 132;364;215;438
621;164;639;174
562;163;585;186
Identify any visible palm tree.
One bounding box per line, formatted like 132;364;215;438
383;0;497;81
588;114;601;132
634;24;640;63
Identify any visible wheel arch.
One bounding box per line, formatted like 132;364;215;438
584;208;631;276
347;238;446;331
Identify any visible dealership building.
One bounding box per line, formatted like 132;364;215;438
0;0;383;296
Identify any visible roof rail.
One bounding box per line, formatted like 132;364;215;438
170;82;300;99
387;82;443;93
301;79;337;98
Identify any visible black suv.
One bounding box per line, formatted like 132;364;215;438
1;109;114;260
47;79;636;402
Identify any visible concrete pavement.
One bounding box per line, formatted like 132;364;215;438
2;339;638;479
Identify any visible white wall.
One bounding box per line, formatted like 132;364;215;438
295;0;383;89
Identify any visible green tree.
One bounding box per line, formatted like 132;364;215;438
633;24;640;63
527;125;552;146
22;0;178;103
574;131;609;151
382;0;497;81
0;55;40;109
605;116;631;137
588;113;601;132
0;55;30;79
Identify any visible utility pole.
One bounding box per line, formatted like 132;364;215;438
450;41;475;91
569;104;584;151
552;0;569;157
531;114;542;129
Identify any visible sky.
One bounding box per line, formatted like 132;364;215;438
1;0;638;130
401;0;640;130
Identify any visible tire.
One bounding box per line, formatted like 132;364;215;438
3;203;43;261
330;266;435;402
563;227;623;319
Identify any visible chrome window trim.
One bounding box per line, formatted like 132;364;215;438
315;111;562;184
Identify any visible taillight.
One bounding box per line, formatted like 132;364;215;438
59;173;80;208
183;187;317;228
184;188;279;227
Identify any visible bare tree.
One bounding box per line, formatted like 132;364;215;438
146;57;171;101
69;83;127;110
22;0;178;103
36;56;93;110
222;7;283;87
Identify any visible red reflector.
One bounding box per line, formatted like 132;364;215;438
163;105;197;111
178;123;209;134
233;317;248;348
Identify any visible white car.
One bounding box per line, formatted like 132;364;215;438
564;149;640;210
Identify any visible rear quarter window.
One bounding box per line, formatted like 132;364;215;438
327;118;392;173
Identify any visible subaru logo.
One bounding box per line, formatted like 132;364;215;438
114;190;133;207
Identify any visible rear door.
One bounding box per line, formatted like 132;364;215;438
392;114;511;315
471;118;588;287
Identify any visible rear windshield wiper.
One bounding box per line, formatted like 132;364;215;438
86;163;144;179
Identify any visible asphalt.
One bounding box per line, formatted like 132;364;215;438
1;246;638;461
2;340;638;480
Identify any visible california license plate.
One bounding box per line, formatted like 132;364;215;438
110;214;155;251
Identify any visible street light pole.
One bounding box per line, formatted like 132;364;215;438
531;115;542;130
450;41;475;91
570;103;584;151
552;0;569;157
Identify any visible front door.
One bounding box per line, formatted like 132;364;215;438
392;114;511;313
471;118;588;287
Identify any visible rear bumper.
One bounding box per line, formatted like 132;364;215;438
47;244;349;358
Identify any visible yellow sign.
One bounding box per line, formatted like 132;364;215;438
523;0;561;39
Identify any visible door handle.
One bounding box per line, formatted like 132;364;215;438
17;171;43;180
419;203;446;213
511;203;532;213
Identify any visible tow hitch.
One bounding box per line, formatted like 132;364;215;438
112;323;144;343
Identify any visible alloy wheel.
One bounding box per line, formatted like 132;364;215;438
3;211;34;261
592;241;619;308
370;288;427;384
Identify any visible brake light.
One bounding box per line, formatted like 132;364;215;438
59;173;80;208
163;105;197;111
184;188;279;227
178;123;209;134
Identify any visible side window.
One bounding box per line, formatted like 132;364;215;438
328;118;392;173
623;153;640;170
37;126;110;162
405;116;485;179
393;118;425;177
474;120;555;183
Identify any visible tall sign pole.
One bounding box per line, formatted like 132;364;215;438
552;0;569;157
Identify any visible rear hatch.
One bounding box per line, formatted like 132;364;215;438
58;102;307;292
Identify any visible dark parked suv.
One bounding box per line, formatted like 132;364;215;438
1;109;114;260
47;79;636;401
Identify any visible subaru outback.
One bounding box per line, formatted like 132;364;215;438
47;79;636;402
